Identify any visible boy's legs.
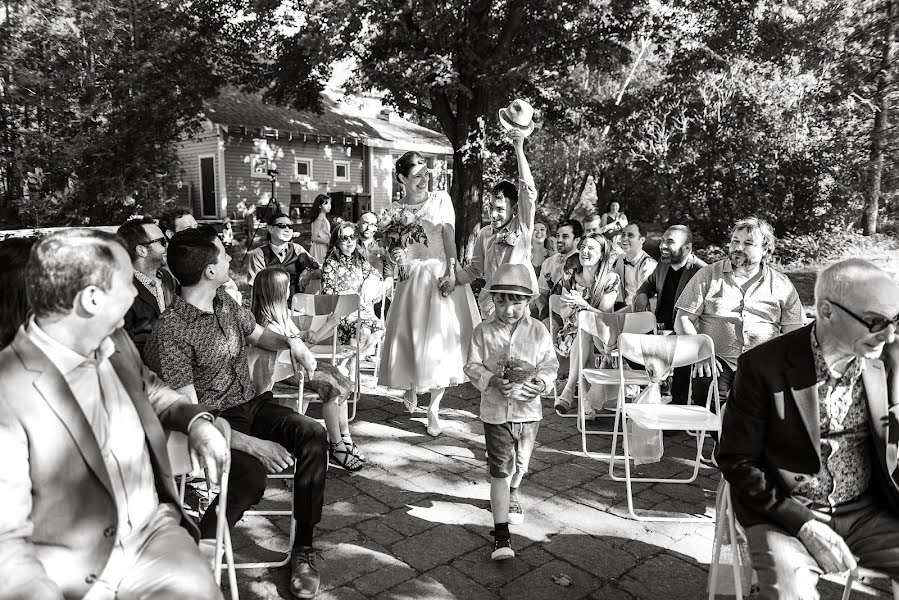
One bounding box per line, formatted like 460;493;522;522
484;422;516;560
508;421;540;525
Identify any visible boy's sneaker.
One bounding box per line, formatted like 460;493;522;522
490;531;514;561
508;498;524;525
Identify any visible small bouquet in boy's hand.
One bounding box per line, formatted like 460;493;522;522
495;356;539;399
378;205;428;281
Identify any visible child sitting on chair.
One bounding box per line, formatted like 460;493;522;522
464;263;559;561
250;267;365;471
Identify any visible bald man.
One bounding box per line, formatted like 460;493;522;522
717;258;899;599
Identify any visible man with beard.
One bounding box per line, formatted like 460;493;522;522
611;223;657;310
675;217;805;405
535;219;583;318
717;259;899;599
118;216;179;357
633;225;706;403
457;129;538;318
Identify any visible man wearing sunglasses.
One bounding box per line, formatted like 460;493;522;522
118;216;178;357
718;258;899;599
248;212;320;296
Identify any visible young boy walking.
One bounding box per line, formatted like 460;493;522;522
464;263;559;560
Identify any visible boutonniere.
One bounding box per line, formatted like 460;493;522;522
497;228;520;247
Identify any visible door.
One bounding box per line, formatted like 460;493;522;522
199;156;217;217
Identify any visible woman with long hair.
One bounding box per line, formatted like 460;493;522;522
321;222;384;364
530;220;553;277
378;151;480;436
250;268;365;471
549;233;621;414
307;194;333;264
0;237;37;350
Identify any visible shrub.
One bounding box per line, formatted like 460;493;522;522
775;227;899;267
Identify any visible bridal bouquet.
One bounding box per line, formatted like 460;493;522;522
378;206;428;281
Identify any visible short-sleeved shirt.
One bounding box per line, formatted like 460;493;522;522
675;259;804;369
144;288;257;411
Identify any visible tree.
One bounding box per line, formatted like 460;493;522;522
0;0;223;225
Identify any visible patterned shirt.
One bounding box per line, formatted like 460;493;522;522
134;270;166;314
675;259;805;370
794;327;872;507
465;314;559;424
539;251;575;295
144;288;257;411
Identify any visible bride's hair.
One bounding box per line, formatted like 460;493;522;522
395;151;427;181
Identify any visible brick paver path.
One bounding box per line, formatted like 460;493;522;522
218;379;890;599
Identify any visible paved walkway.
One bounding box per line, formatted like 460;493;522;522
220;379;891;599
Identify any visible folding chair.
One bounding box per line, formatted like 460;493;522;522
576;310;656;458
841;568;899;600
166;431;239;598
292;293;362;420
707;480;751;600
357;277;390;378
608;333;721;521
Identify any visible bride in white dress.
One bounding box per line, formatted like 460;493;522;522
377;151;480;436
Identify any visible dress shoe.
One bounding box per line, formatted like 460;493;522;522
290;546;320;599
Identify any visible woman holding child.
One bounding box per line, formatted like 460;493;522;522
551;233;621;414
377;151;480;436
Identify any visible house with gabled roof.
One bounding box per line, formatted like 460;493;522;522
174;87;453;222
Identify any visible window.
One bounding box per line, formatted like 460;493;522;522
334;161;350;182
296;159;313;179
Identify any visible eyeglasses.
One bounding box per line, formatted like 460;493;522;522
271;223;292;230
338;234;356;242
139;236;168;247
828;298;899;333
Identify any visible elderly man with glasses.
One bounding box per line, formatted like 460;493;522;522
117;216;179;357
717;258;899;599
247;212;319;296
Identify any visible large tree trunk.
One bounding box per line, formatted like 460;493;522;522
862;0;896;235
451;148;484;262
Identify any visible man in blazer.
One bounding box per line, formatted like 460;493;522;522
0;229;229;600
118;217;178;357
717;258;899;599
633;225;706;404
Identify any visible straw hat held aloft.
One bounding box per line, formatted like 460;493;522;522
498;99;539;137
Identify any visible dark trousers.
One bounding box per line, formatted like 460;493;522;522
669;365;692;405
198;393;328;539
746;493;899;599
690;359;735;409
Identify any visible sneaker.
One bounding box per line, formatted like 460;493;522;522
490;531;514;561
289;546;321;599
508;498;524;525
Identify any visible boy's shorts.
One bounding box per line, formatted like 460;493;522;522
483;421;540;478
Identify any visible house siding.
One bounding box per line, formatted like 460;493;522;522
174;127;219;215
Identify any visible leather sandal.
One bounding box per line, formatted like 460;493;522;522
341;434;366;462
329;442;364;471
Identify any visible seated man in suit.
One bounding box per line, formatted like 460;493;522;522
118;216;178;357
717;258;899;599
0;229;229;600
633;224;707;404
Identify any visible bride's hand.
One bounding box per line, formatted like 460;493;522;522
438;275;456;297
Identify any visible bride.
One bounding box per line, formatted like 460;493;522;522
377;152;480;436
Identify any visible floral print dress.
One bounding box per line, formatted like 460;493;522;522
551;271;621;357
321;253;385;345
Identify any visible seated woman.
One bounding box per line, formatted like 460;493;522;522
530;220;553;277
550;233;621;415
320;221;385;366
250;268;365;471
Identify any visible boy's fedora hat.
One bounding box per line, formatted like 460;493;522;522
498;99;536;137
486;263;537;297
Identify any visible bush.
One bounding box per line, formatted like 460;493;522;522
774;228;899;267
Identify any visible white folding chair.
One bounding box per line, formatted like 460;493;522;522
576;310;656;458
841;568;899;599
292;293;362;420
166;430;239;598
707;480;751;600
357;278;390;378
609;333;721;521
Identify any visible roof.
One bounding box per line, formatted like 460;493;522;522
203;88;452;155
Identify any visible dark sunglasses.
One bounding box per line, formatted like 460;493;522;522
338;234;357;242
138;236;168;247
271;223;293;230
828;299;899;333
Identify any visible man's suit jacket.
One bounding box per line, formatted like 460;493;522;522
634;254;707;321
0;326;209;600
124;269;178;357
716;323;899;536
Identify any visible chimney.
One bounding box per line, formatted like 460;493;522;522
376;108;393;122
